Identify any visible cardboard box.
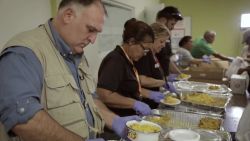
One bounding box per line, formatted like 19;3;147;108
182;66;225;80
230;74;247;94
181;59;230;80
189;77;229;86
210;59;230;70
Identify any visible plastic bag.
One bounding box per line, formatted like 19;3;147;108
225;57;248;78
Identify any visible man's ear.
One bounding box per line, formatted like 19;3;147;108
62;8;75;24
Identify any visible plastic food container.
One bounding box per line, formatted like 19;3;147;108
126;120;162;141
168;129;200;141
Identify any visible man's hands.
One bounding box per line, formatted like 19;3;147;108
133;101;151;116
164;82;177;93
167;74;178;82
149;91;165;103
112;115;141;138
202;55;211;63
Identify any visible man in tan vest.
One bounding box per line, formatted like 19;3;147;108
0;0;139;141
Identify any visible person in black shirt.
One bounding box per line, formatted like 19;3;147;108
134;22;170;108
135;23;170;91
97;18;165;117
155;6;183;76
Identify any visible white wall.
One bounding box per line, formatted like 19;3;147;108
84;0;161;80
0;0;51;49
114;0;160;20
0;0;161;81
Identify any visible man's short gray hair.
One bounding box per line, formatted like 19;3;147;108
204;30;216;38
58;0;107;15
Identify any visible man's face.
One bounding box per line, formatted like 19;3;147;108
165;19;177;31
207;34;215;44
61;3;105;54
185;39;193;50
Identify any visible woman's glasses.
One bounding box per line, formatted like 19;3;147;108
139;43;150;55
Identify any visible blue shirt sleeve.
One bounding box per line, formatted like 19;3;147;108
0;47;44;132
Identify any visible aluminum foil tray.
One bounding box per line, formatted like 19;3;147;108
145;109;223;130
174;81;232;94
174;104;224;117
158;104;224;117
179;91;232;111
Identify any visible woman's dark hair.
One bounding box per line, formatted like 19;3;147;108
179;36;192;47
123;18;154;43
156;6;183;21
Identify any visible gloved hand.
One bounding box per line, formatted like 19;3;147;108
164;82;177;93
167;73;178;82
133;101;151;116
112;115;141;138
149;91;165;103
87;138;105;141
202;55;211;63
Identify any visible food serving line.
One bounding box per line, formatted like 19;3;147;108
126;80;235;141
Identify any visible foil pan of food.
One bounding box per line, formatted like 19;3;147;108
174;81;232;94
144;109;223;130
179;91;232;111
174;104;224;117
158;96;225;116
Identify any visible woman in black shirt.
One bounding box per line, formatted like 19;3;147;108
97;18;165;117
134;22;170;108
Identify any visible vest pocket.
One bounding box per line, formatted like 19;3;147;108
45;75;89;138
48;102;89;138
45;75;80;109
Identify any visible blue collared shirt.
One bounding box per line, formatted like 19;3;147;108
0;20;94;137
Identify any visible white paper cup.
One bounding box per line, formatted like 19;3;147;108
126;120;162;141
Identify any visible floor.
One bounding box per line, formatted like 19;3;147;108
223;92;250;140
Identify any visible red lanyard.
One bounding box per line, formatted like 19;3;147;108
120;46;142;96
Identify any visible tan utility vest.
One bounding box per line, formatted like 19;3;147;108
0;22;104;141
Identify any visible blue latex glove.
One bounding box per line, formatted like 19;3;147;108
133;101;151;116
167;73;178;82
164;82;177;93
202;55;211;63
87;138;105;141
112;115;141;138
149;91;165;103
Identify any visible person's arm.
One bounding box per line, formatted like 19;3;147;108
169;61;182;74
94;98;141;138
13;110;84;141
0;47;86;141
96;88;136;109
180;49;203;65
96;88;152;116
139;75;165;88
238;66;250;74
200;42;232;62
212;52;232;61
190;58;203;65
140;88;151;98
244;58;250;63
93;99;117;129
